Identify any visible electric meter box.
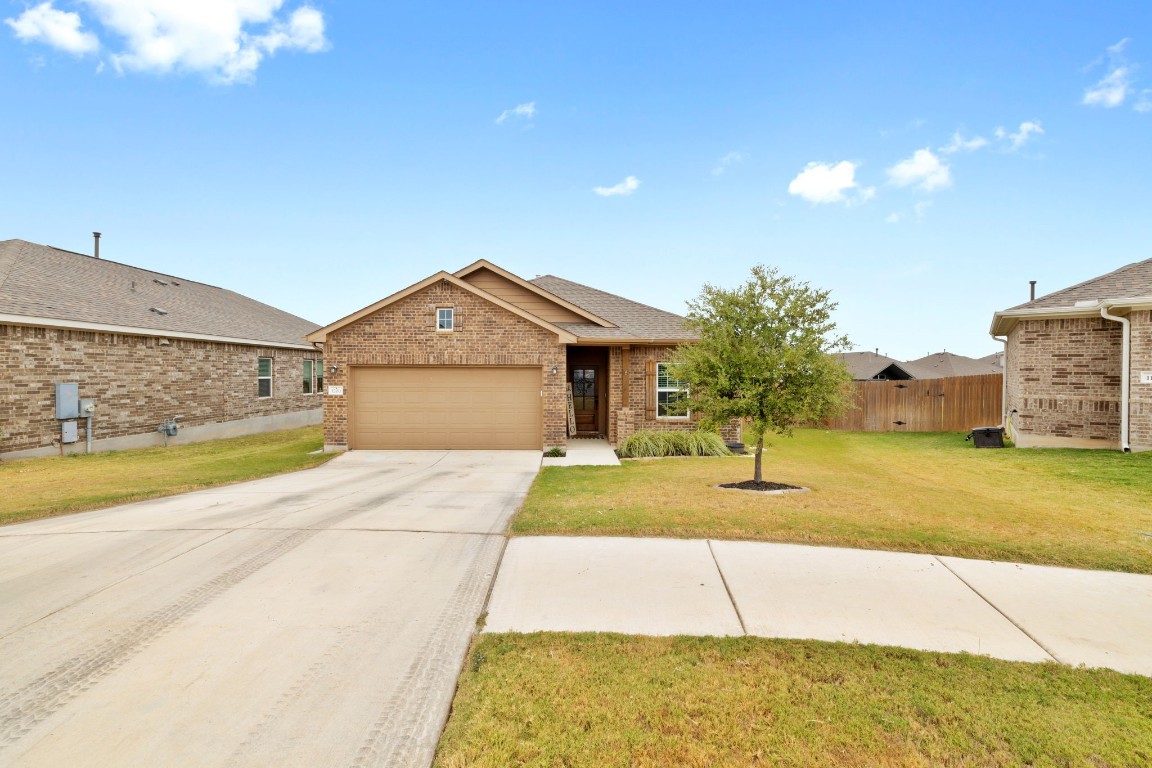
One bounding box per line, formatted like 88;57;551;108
61;420;79;443
56;383;80;419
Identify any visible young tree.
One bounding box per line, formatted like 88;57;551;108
670;265;853;483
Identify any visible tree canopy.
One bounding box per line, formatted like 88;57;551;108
670;265;852;482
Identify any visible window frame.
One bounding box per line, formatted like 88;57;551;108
303;359;314;395
436;306;454;332
258;357;273;398
656;362;689;419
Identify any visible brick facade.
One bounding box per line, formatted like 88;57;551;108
0;323;322;456
321;280;568;449
1005;317;1123;446
1126;310;1152;450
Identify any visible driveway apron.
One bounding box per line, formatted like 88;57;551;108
0;449;540;768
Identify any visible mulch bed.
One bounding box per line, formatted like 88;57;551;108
718;480;804;492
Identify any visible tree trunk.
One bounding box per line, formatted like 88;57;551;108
753;434;764;482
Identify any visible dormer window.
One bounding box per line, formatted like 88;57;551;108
437;307;454;332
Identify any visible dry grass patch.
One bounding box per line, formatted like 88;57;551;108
436;633;1152;768
514;430;1152;573
0;426;332;525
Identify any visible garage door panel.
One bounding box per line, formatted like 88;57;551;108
350;367;541;450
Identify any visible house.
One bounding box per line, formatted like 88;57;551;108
306;260;734;450
0;239;322;459
901;351;1002;379
990;258;1152;451
838;351;914;380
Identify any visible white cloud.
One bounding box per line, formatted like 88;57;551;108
1135;89;1152;113
711;151;746;176
5;2;99;55
885;212;902;224
593;175;640;197
940;131;988;154
1006;120;1043;150
1083;38;1136;108
5;1;328;83
787;161;870;204
496;101;536;125
886;148;951;192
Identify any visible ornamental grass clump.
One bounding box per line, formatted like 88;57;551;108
617;430;730;458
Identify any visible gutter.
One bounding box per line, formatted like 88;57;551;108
990;333;1007;431
0;313;317;351
1099;304;1132;452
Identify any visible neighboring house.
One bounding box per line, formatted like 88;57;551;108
306;260;733;450
0;239;322;459
901;351;1002;379
838;351;915;380
990;258;1152;451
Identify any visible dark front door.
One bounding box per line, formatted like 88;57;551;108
571;367;600;434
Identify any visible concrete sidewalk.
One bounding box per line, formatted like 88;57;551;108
541;438;620;467
485;537;1152;677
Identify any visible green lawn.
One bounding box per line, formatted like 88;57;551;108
436;633;1152;768
514;430;1152;573
0;426;333;525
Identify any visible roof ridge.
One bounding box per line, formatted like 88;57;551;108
1010;257;1152;310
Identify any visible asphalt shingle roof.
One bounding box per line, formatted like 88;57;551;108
0;239;319;347
530;274;697;341
901;352;1002;379
1009;258;1152;310
837;351;913;380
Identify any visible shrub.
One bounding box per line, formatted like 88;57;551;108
543;447;566;458
616;430;730;458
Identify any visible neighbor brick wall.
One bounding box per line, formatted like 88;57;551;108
1006;317;1122;443
0;323;321;454
322;280;567;448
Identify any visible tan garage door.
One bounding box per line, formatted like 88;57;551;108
350;366;542;450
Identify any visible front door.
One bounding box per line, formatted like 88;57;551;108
571;367;600;434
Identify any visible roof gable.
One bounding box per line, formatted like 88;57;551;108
838;351;914;380
305;271;577;343
0;239;318;347
454;260;614;327
529;274;696;342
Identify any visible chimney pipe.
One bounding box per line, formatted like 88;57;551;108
1029;280;1036;301
93;232;101;259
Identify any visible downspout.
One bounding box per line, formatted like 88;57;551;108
1099;304;1131;452
990;333;1007;430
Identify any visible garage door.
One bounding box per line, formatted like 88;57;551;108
350;366;542;450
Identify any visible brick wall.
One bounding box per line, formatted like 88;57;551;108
1006;317;1121;444
0;323;321;454
610;345;739;443
1126;311;1152;450
322;280;567;448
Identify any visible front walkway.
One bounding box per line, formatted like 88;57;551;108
484;536;1152;677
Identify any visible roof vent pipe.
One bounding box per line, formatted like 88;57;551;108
1029;280;1036;301
93;232;101;259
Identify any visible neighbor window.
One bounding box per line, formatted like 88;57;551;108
657;363;689;418
303;359;323;395
258;357;273;398
437;307;454;331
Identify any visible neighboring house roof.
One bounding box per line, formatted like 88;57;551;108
0;239;319;348
837;351;914;380
991;258;1152;335
530;275;697;342
902;352;1002;379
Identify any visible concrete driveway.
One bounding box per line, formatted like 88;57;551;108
0;450;540;768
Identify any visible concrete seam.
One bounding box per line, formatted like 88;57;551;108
933;556;1063;664
707;540;747;636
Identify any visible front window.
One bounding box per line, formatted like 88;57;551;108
303;359;314;394
437;307;454;331
258;357;272;398
657;363;688;418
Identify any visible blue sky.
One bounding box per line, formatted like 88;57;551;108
2;1;1149;360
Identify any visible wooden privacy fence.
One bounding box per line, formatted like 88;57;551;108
824;374;1003;433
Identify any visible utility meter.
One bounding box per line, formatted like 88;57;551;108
79;399;96;415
